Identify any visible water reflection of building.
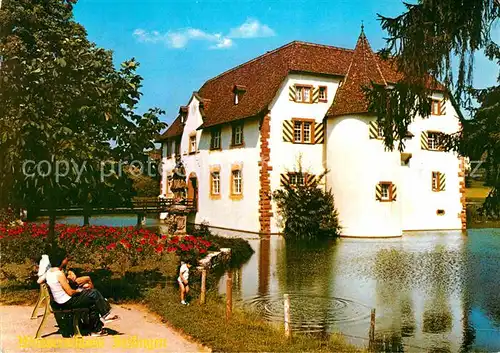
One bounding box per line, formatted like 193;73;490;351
222;230;500;352
330;232;467;352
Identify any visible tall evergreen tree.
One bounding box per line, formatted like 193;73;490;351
365;0;499;213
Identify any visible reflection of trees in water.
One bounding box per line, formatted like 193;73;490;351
400;295;416;338
372;331;405;352
275;239;337;332
373;243;460;348
422;245;453;335
372;245;464;295
276;239;337;294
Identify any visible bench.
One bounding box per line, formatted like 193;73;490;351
31;283;89;339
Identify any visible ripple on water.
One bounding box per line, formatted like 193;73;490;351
239;292;371;332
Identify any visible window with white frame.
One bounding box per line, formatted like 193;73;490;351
432;171;440;191
428;132;444;150
295;85;312;103
211;171;220;195
380;182;391;201
431;99;442;115
319;86;327;101
232;124;244;146
232;170;242;195
289;173;305;186
189;135;196;154
166;141;172;158
211;128;221;150
377;123;384;139
293;119;313;143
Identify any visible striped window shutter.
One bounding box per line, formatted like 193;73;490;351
420;131;429;150
439;99;447;115
289;85;296;102
369;121;379;139
314;122;324;144
439;173;446;191
391;184;397;201
283;120;293;142
305;174;316;187
280;173;290;187
375;184;382;201
312;87;320;103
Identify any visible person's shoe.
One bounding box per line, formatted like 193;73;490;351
181;300;187;305
91;329;108;337
100;313;120;324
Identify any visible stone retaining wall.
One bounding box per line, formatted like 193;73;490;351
197;248;231;270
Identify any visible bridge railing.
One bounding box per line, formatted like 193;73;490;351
37;197;197;216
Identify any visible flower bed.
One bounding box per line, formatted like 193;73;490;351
0;222;218;270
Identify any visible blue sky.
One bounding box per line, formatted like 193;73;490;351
74;0;499;127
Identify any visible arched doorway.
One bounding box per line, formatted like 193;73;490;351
187;172;198;211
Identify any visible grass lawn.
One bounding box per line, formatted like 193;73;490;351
465;180;491;203
144;286;365;353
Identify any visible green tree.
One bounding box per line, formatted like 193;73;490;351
365;0;499;212
273;169;341;241
0;0;166;241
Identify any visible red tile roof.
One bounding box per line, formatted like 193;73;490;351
327;31;387;117
196;41;354;129
157;115;184;140
159;33;445;136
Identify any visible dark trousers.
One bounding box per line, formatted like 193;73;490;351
64;289;111;317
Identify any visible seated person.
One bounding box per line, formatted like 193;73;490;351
67;270;94;290
45;249;119;336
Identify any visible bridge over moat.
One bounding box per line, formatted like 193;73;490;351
34;198;197;228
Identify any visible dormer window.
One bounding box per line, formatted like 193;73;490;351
295;85;312;103
233;85;246;105
179;106;189;124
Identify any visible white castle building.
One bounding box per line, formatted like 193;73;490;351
158;30;467;237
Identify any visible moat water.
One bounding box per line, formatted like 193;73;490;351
51;216;500;352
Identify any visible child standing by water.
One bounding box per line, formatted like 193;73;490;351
178;261;192;305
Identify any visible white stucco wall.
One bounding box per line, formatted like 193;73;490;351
160;94;261;232
325;92;462;237
399;93;462;231
267;73;342;233
326;115;403;237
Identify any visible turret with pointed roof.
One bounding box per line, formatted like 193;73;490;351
327;28;387;117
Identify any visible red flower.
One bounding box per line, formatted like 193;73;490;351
106;243;117;251
136;247;143;252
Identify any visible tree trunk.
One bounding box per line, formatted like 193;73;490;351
83;191;91;226
48;208;56;246
83;213;90;226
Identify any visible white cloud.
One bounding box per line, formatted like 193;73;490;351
133;28;232;50
133;19;275;50
228;18;275;38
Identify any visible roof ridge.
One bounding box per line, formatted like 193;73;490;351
202;40;355;86
202;41;297;85
290;40;354;52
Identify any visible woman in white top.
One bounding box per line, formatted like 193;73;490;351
45;250;118;336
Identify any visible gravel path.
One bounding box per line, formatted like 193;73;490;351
0;304;210;353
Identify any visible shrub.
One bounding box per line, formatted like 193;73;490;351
273;171;341;241
188;221;254;267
